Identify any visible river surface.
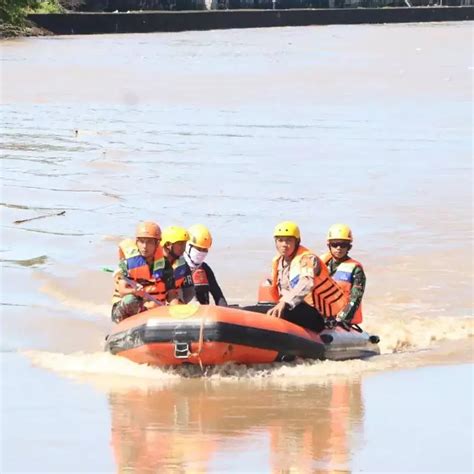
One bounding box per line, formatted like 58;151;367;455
1;22;473;472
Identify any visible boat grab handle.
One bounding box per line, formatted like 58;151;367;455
174;342;190;359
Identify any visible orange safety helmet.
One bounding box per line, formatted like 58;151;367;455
135;221;162;240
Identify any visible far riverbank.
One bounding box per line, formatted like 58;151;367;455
25;7;474;35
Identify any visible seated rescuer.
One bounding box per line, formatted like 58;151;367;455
183;224;228;306
267;221;348;332
161;225;196;304
111;221;178;323
320;224;365;326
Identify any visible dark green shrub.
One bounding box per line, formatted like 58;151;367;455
0;0;40;24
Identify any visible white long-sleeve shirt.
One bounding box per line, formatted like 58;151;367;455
277;255;319;309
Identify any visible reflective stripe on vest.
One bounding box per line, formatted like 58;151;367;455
113;239;167;303
334;261;357;283
320;253;363;324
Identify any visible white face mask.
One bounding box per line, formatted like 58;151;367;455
186;245;207;267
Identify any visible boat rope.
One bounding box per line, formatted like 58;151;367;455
189;315;206;372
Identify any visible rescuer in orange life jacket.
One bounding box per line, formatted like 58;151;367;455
111;221;180;323
183;224;228;306
319;224;365;326
264;221;349;332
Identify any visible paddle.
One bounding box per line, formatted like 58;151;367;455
102;267;163;306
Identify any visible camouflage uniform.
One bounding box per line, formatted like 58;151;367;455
111;259;176;323
326;256;366;323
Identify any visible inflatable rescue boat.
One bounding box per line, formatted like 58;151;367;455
105;304;380;367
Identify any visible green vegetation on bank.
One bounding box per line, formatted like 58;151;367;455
1;0;62;28
29;0;64;14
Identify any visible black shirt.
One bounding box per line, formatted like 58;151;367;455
193;262;227;306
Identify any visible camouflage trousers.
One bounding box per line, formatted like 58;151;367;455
111;295;145;323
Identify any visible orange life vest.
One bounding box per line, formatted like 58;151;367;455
271;246;347;318
113;239;167;304
320;252;363;324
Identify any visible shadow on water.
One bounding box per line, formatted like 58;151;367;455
3;226;91;237
0;255;49;267
2;185;122;200
1;202;61;211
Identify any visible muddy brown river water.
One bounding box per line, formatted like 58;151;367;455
1;22;473;472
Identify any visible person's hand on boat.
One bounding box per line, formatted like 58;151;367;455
325;317;338;329
165;289;183;305
144;300;159;310
168;298;182;306
337;313;352;331
267;301;288;318
326;315;352;331
132;283;145;297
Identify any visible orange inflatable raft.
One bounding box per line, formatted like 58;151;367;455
105;304;380;367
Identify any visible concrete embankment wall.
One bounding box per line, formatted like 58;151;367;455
29;7;474;35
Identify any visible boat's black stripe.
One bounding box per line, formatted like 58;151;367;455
106;320;326;360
